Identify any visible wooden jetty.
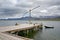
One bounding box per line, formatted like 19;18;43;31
0;23;43;40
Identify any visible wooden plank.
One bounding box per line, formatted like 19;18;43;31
0;23;42;40
0;24;40;32
0;32;33;40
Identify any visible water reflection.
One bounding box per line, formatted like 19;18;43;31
17;29;43;39
34;29;43;40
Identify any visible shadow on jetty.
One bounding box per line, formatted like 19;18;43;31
14;29;42;38
5;28;43;39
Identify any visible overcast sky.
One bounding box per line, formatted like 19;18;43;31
0;0;60;18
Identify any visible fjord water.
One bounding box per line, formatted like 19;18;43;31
0;20;60;40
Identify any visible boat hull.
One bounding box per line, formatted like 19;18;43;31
44;26;54;28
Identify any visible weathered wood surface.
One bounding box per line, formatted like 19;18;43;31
0;32;33;40
0;24;41;32
0;24;42;40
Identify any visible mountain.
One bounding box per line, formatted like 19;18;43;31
0;17;40;20
0;16;60;20
19;17;40;20
39;16;60;18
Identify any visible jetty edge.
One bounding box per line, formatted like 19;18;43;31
0;23;43;40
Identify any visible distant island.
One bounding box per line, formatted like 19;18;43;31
0;16;60;21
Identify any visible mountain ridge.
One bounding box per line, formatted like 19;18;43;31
0;16;60;20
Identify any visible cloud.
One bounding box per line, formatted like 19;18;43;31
0;0;60;18
40;10;48;13
0;7;26;18
16;0;33;9
47;6;60;15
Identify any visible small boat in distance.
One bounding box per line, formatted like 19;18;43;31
44;26;54;28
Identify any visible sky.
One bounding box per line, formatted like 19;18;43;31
0;0;60;19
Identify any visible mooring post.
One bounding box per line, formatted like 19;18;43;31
16;31;18;35
26;29;29;37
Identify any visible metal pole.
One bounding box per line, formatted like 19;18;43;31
28;6;40;24
29;10;31;18
29;10;32;24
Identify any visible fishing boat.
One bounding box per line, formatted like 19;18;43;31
44;26;54;28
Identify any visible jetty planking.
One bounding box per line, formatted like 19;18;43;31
0;23;43;40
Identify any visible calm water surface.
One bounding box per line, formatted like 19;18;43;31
0;20;60;40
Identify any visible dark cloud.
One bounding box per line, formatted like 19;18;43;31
0;7;26;18
16;4;32;8
0;0;60;18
